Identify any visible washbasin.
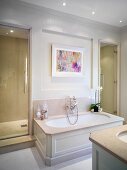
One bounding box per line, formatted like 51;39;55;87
117;131;127;143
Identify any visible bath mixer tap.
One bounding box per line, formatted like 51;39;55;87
70;103;77;110
70;96;78;111
65;96;79;125
65;96;78;112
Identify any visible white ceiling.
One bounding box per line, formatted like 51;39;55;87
19;0;127;27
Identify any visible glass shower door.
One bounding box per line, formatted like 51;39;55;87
0;25;29;140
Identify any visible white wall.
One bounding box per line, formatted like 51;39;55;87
0;0;120;100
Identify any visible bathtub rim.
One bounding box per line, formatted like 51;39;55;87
34;112;124;135
45;112;110;128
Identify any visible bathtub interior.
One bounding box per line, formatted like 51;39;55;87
45;112;111;128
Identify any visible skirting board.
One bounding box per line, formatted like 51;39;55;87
35;140;92;166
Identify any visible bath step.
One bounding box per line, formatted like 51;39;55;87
0;135;36;154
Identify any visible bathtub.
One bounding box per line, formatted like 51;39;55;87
34;112;124;166
46;113;110;128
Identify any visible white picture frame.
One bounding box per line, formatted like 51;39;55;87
52;44;84;77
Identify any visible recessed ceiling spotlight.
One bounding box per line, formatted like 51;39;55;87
92;11;95;15
6;32;8;35
62;2;66;6
10;30;14;33
120;20;123;23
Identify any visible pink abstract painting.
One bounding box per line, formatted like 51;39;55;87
56;49;82;73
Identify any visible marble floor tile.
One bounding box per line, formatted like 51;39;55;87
0;147;92;170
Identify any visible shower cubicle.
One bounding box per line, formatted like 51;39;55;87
0;25;29;140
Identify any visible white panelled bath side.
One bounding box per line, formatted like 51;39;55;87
34;112;124;166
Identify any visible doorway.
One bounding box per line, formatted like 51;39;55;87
99;42;118;115
0;25;30;140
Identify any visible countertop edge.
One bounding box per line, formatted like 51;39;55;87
89;136;127;165
89;125;127;165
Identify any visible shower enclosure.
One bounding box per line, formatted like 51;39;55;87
0;25;29;140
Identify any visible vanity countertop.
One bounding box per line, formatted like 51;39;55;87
89;124;127;164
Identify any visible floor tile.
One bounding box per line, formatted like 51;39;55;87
0;147;92;170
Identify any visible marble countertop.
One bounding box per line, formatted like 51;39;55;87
34;112;124;135
89;124;127;164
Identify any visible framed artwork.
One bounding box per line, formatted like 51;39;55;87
52;44;84;77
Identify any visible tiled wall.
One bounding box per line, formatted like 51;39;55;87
33;97;91;117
